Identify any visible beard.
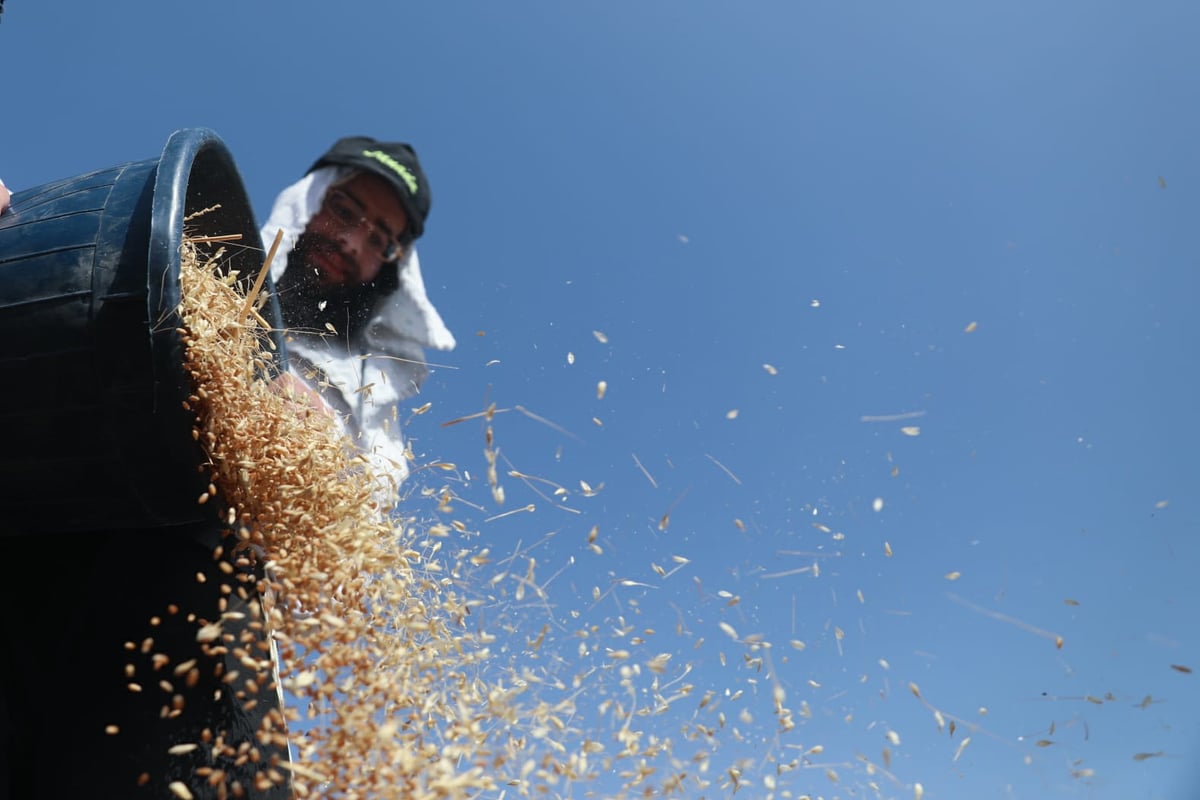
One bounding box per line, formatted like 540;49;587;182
274;233;381;342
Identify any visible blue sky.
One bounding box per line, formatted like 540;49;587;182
3;2;1198;797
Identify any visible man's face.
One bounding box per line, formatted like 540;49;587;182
296;172;409;288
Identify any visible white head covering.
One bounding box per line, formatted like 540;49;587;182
261;166;456;354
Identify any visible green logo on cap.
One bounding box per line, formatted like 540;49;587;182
363;149;419;196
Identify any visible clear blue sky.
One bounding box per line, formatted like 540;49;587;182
3;2;1198;797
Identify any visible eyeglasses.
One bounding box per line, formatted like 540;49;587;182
321;187;406;262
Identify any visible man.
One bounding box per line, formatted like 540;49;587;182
261;137;456;503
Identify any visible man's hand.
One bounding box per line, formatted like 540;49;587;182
0;179;10;215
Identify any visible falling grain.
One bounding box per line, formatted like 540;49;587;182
170;227;893;799
947;592;1062;645
631;453;658;488
860;410;925;423
484;503;536;522
705;453;742;484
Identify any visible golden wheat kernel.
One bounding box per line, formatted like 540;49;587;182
168;781;194;799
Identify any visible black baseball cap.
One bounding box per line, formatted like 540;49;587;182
308;136;432;243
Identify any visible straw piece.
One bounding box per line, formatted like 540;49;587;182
238;228;283;324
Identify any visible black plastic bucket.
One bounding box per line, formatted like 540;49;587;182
0;128;285;533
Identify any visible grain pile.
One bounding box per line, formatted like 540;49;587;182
174;225;673;799
174;228;803;799
175;230;512;798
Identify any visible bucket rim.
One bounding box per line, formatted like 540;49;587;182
148;127;230;337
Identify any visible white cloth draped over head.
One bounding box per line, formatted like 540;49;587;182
260;166;456;500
